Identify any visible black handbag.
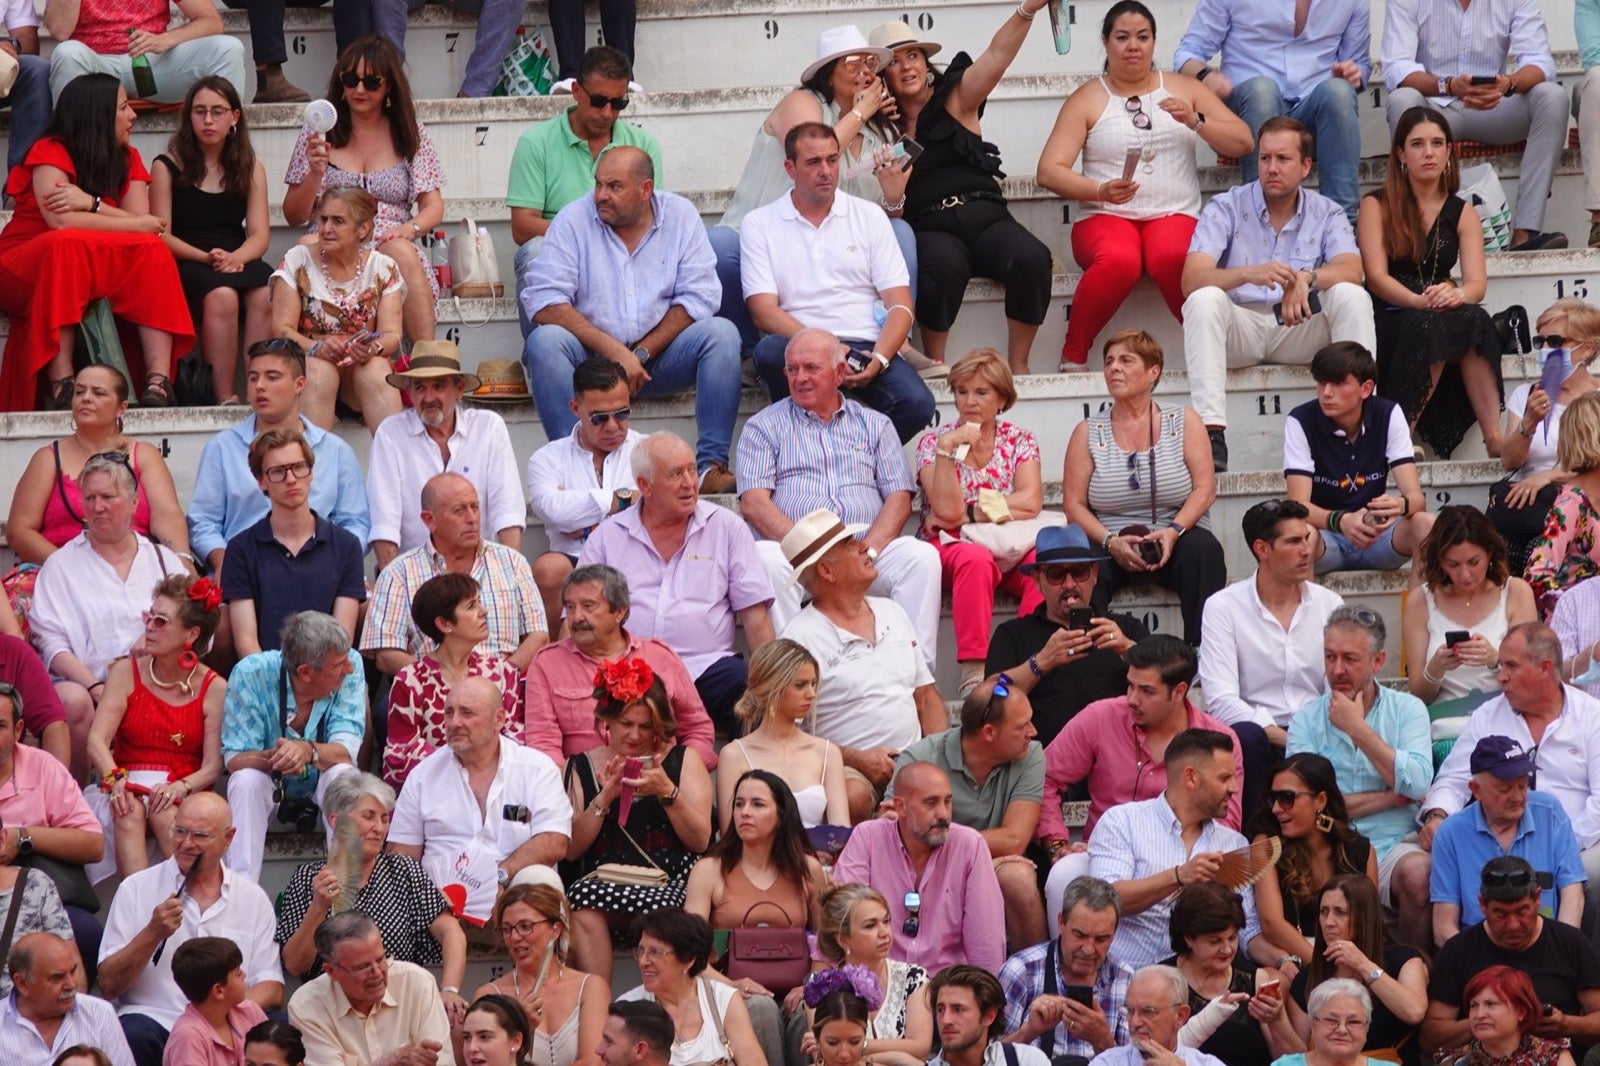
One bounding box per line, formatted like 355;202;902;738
174;353;214;407
16;853;97;913
1485;475;1560;541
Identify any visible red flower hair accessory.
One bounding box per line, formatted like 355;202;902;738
188;578;223;613
592;657;655;705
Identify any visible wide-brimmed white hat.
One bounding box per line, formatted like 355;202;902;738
802;26;894;84
780;508;868;586
867;20;943;58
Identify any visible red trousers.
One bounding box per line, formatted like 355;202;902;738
938;540;1044;662
1061;212;1196;365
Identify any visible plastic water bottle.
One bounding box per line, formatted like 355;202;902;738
129;29;157;98
1047;1;1071;55
432;230;452;296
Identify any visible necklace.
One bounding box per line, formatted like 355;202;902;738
147;656;199;698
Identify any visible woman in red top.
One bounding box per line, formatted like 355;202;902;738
0;73;194;411
87;573;226;878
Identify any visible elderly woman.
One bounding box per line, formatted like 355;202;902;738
269;185;403;433
1451;965;1574;1066
1038;0;1251;370
282;36;441;344
85;574;225;879
617;908;769;1066
811;883;930;1064
275;771;468;1017
1249;755;1378;969
383;573;522;788
28;453;192;777
1495;301;1600;572
474;884;610;1065
1525;392;1600;618
915;348;1044;694
563;661;712;983
1404;506;1536;703
1062;329;1224;643
1271;979;1378;1066
1288;875;1426;1065
1164;883;1304;1065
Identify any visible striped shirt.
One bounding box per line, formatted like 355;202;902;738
361;540;544;660
1085;406;1203;531
0;992;133;1066
1381;0;1556;101
1000;942;1132;1058
734;397;915;528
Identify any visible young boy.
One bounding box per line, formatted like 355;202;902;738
163;937;269;1066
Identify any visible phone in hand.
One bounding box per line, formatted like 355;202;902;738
1121;146;1142;182
1273;289;1323;325
1068;607;1094;631
1064;984;1095;1008
617;755;644;825
1470;75;1498;85
1445;630;1470;647
1256;979;1282;1002
1137;539;1163;566
844;347;873;374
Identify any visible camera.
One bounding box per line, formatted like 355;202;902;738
272;774;322;833
1137;539;1162;566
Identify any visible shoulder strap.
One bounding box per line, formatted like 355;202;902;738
145;535;169;577
0;869;28;966
52;442;84;527
700;976;731;1053
1001;1042;1019;1066
1039;941;1060;1058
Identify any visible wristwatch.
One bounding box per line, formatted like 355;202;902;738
616;489;636;510
1364;967;1383;986
1437;75;1451;96
662;784;680;807
16;829;32;857
496;867;509;887
632;345;652;365
1274;954;1303;969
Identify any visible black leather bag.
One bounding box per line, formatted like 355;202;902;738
174;353;214;407
17;853;98;912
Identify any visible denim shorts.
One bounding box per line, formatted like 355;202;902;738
1315;524;1407;573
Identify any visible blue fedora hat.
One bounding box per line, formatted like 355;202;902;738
1017;524;1110;573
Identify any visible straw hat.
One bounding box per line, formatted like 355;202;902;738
802;26;894;84
779;508;868;586
385;340;482;392
468;359;531;402
867;20;943;58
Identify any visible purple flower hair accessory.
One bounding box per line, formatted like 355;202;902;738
803;965;885;1011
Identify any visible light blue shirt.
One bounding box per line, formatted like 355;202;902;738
1381;0;1557;99
1430;790;1585;928
220;649;367;776
1580;0;1600;70
521;189;721;345
1188;182;1360;305
1172;0;1370;100
1285;685;1433;858
1090;1046;1226;1066
187;414;371;560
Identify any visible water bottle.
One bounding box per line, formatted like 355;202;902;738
1047;0;1071;55
432;230;452;295
128;28;157;98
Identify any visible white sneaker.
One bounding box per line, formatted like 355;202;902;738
551;77;576;94
899;345;949;379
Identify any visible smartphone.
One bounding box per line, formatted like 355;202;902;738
1272;289;1323;325
1470;75;1498;85
1068;607;1093;631
840;135;925;179
1257;979;1282;1002
1064;984;1095;1008
1543;1003;1556;1017
1445;630;1470;647
844;347;872;374
1121;146;1142;182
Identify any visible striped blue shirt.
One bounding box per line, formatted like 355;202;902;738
734;397;915;527
1381;0;1556;98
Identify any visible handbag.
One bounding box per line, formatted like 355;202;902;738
724;900;809;997
582;818;669;888
448;217;503;300
1485;475;1560;541
16;853;97;913
173;353;214;407
954;513;1068;572
75;298;132;394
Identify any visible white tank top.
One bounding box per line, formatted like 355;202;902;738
1079;73;1202;222
1422;582;1510;700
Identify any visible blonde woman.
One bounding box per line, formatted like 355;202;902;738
809;883;931;1066
715;639;849;830
1525;391;1600;618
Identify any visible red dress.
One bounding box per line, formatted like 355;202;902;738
112;662;215;781
0;140;195;411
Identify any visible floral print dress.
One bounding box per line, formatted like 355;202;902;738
271;244;404;341
1525;484;1600;619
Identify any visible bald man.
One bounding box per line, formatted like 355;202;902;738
523;145;742;496
1;932;131;1065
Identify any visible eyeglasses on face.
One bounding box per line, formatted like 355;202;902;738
499;918;553;940
631;946;674;961
332;954;390;978
340;71;385;92
1267;789;1317;809
264;461;312;483
1125;94;1152;130
585;406;632;426
171;825;216;843
190;105;233;121
1038;563;1096;585
579;84;630;111
1120;1004;1179;1020
1314;1015;1369;1032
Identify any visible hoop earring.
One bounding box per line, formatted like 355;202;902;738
1314;809;1336;834
179;642;199;671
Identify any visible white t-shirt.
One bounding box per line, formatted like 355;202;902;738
781;596;932;752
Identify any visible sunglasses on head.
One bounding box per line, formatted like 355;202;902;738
902;891;921;937
340;71;386;92
580;85;630;111
585;406;631;426
1481;867;1553;890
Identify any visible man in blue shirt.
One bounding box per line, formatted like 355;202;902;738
1173;0;1367;224
1180;118;1374;472
1432;735;1585;946
522;145;741;495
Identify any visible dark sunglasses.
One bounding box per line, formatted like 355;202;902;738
1267;789;1316;809
902;892;921;938
340;71;386;92
580;85;630;111
1126;94;1152;130
585;406;631;426
87;450;141;488
1038;563;1096;584
1481;867;1539;889
1533;335;1571;349
249;338;305;358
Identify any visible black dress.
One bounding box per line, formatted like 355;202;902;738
154;154;273;309
1163;955;1271;1066
1279;834;1372;940
1370;192;1501;458
1292;945;1423;1066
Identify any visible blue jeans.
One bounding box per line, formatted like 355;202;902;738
752;332;935;444
371;0;522;95
524;318;742;469
514;235;543;339
1316;524;1407;573
1231;75;1361;226
2;54;49;172
708;218;920;356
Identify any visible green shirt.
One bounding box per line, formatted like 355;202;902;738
505;108;665;216
888;728;1045;831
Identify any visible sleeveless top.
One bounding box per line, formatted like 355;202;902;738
731;737;835;827
720;92;893;230
903;52;1006;217
1079;74;1202;222
529;974;591;1066
39;441;154;548
869;960;929;1040
708;862;809;931
1422;583;1511;700
618;978;737;1066
113;662;216;779
1085;405;1205;531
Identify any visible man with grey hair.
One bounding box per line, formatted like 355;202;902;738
1423;622;1600;946
289;911;454;1066
1087;966;1224;1066
221;611;365;883
999;876;1132;1061
0;932;131;1064
1286;605;1433;954
524;563;717;767
579;431;775;734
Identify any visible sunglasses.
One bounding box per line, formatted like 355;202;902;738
1267;789;1316;809
141;611;173;630
1533;335;1573;349
902;891;921;938
249;338;305;358
1481;867;1540;890
1038;563;1096;585
585;406;631;426
580;85;630;111
340;71;386;92
1126;94;1152;130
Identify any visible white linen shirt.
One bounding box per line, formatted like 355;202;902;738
1380;0;1557;102
739;189;909;341
781;596;933;752
1551;579;1600;700
930;1039;1052;1066
0;991;132;1066
99;858;282;1030
1424;686;1600;849
525;424;645;557
366;407;527;553
1088;794;1258;969
28;532;189;681
1197;575;1344;729
389;739;573;922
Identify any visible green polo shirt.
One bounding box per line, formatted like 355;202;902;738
887;728;1045;831
506;108;665;216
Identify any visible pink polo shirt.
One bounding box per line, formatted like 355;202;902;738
161;1000;268;1066
1037;696;1243;844
0;743;99;833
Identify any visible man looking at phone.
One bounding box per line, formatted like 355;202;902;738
1422;856;1600;1058
986;525;1147;747
1178;117;1372;472
1284;606;1434;952
740;121;936;444
999;875;1133;1061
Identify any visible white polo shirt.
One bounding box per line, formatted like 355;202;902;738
99;859;282;1030
739;189;909;341
389;738;572;922
781;596;932;752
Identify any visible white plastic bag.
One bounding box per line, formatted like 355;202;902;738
1457;163;1512;252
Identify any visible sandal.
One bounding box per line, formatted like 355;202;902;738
1589;222;1600;250
140;372;174;408
47;375;74;411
